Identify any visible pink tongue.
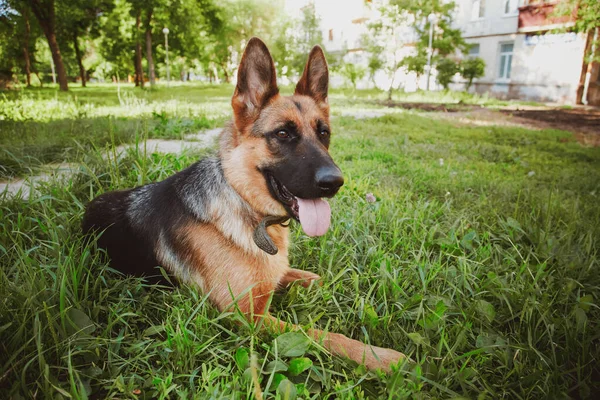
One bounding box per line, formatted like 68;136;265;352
296;198;331;237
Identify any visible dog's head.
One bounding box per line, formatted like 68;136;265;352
221;37;343;237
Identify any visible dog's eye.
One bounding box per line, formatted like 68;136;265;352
275;130;290;139
320;130;329;137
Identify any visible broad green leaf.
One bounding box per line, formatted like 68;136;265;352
235;348;249;370
476;300;496;322
272;373;286;388
264;360;288;374
407;332;429;346
67;308;95;335
288;357;313;376
242;367;253;383
143;325;165;337
579;294;593;312
277;379;297;400
275;332;310;357
506;217;522;232
364;304;379;328
460;230;477;250
476;335;494;349
575;308;587;330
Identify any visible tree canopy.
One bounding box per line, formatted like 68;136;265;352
0;0;477;92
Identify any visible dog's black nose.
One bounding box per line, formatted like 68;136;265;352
316;166;344;195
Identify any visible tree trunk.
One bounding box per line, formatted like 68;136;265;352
27;0;68;91
144;9;155;86
221;63;229;83
134;10;144;87
73;32;86;87
23;9;32;87
387;73;395;101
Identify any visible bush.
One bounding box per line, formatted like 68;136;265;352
436;58;459;90
401;51;428;79
340;63;366;89
461;57;486;90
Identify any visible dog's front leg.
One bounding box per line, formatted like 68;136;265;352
262;315;407;373
223;281;407;373
278;268;321;289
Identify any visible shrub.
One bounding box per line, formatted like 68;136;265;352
340;63;366;89
436;57;459;90
461;57;486;90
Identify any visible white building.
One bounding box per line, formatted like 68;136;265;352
452;0;591;104
284;0;598;104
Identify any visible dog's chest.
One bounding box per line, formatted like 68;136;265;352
173;222;290;304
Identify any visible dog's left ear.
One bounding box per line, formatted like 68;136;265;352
295;45;329;107
232;37;279;131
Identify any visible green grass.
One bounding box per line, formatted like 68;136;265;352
0;84;537;179
1;85;599;398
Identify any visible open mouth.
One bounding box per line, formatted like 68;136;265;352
267;173;300;221
265;173;332;237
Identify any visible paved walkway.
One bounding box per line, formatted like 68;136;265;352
0;128;222;200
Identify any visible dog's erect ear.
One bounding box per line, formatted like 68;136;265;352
295;45;329;106
232;37;279;130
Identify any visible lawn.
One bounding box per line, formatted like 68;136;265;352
1;84;599;399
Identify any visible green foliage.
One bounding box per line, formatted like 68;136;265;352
270;2;324;80
391;0;470;55
365;0;468;96
554;0;600;63
435;57;459;89
0;3;44;87
400;50;427;79
460;57;485;90
340;63;366;89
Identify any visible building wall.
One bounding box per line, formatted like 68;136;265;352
460;32;587;103
452;0;587;104
454;0;520;37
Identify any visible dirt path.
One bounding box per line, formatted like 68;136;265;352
375;100;599;146
427;106;599;146
499;107;600;146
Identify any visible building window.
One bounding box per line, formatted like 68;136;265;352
498;43;514;80
472;0;486;19
469;43;480;57
329;29;334;42
504;0;519;15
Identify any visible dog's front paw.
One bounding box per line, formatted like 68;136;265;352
364;345;409;373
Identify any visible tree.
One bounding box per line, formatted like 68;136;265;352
56;0;114;87
364;2;410;100
270;2;323;80
126;0;165;87
204;0;279;83
400;50;427;83
144;6;155;86
436;57;458;90
0;2;44;87
364;0;469;97
460;57;485;90
23;0;69;90
391;0;469;56
340;63;366;89
555;0;600;62
366;51;384;87
97;0;139;84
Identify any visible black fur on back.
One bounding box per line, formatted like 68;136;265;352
81;157;238;281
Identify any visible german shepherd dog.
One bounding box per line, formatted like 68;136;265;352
83;38;406;371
